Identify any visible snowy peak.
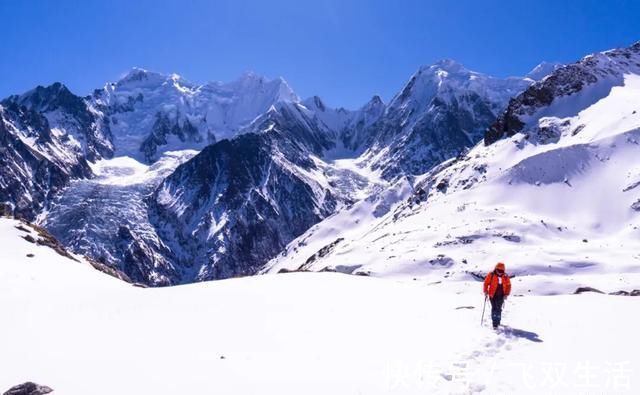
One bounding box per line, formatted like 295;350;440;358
302;95;328;112
93;70;301;161
526;61;563;81
0;102;94;220
361;95;385;113
486;41;640;145
205;72;299;105
364;59;533;179
2;82;114;163
420;58;469;75
390;59;530;114
114;67;189;90
5;82;84;114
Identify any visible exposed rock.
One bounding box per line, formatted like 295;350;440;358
29;223;79;261
574;286;604;294
436;179;449;193
609;290;630;296
85;255;133;284
15;224;30;233
501;234;522;243
3;382;53;395
301;238;345;270
0;202;14;217
277;267;302;274
609;289;640;296
429;255;455;267
18;219;132;283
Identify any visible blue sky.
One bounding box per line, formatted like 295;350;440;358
1;0;638;109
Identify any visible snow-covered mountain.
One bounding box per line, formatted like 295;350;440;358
37;90;391;284
487;43;640;144
268;42;640;295
91;68;299;162
0;87;99;220
4;82;114;162
361;60;533;179
0;60;546;285
141;64;535;284
147;99;389;282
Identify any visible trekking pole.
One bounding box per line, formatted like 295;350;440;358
481;294;488;326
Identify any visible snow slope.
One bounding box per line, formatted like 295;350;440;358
1;217;638;394
268;43;640;296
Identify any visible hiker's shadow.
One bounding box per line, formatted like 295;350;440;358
500;327;543;343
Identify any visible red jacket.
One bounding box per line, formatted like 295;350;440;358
483;271;511;298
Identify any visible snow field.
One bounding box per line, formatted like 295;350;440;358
1;218;638;394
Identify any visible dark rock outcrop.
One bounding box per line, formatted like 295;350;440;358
574;286;605;294
3;382;53;395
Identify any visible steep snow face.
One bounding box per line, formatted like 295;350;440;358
2;218;639;394
91;68;299;162
268;43;640;295
362;60;533;179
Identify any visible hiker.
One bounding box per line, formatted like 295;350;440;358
483;262;511;329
